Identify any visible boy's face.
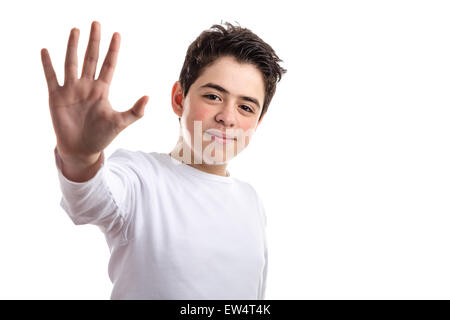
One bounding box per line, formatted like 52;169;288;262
171;55;265;164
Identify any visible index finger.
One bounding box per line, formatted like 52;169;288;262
97;32;121;85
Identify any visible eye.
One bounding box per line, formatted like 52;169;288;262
204;94;254;113
240;105;254;113
204;94;221;101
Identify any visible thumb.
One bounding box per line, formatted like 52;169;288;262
118;95;149;129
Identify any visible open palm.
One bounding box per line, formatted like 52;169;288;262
41;21;148;161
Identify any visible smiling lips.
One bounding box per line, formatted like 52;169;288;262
206;131;236;144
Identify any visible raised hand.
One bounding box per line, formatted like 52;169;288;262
41;21;148;172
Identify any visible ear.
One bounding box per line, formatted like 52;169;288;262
171;81;184;118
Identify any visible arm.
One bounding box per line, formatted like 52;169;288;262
42;21;148;242
54;146;138;246
256;191;268;300
41;21;149;182
260;235;268;300
56;146;104;182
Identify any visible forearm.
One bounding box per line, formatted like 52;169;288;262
54;146;125;236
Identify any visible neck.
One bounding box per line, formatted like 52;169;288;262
169;138;230;177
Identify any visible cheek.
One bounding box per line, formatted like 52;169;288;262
239;119;258;134
240;122;254;131
184;103;212;139
186;101;211;122
238;120;258;147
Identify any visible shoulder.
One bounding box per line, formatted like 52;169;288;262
108;148;148;162
238;180;267;226
106;148;172;179
233;178;266;210
233;177;261;200
101;149;175;198
108;148;165;168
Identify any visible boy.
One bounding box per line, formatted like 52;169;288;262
41;21;286;299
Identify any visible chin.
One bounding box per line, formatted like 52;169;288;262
201;141;237;165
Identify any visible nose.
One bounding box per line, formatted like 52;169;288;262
215;102;236;128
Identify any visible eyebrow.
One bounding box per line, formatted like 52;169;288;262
199;82;261;109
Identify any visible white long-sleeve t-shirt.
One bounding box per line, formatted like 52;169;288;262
54;147;268;300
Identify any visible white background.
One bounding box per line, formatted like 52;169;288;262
0;0;449;299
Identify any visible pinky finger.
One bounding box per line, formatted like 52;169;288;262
41;48;60;93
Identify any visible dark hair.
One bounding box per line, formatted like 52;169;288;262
178;22;287;121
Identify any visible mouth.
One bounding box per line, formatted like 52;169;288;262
205;130;237;144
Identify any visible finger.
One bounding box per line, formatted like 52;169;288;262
40;48;59;93
64;28;80;83
116;96;149;131
97;32;120;85
81;21;101;79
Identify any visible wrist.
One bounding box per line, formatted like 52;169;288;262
56;147;102;168
55;147;104;182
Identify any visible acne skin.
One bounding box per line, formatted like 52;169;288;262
169;55;266;177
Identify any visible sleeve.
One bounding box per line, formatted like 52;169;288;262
260;230;268;300
54;147;139;246
255;192;268;300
